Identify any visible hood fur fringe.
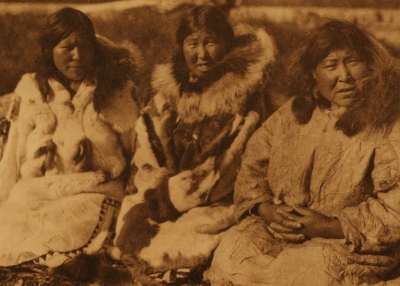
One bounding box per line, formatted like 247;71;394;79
150;24;277;122
94;35;148;112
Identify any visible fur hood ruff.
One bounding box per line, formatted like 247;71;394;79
10;35;145;133
94;35;146;112
150;24;277;122
1;36;143;184
112;27;276;274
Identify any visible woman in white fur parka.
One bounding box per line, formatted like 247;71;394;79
0;7;144;270
112;5;277;283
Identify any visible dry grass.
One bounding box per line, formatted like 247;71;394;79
0;250;211;285
0;266;83;286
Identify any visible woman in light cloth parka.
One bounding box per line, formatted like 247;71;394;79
205;20;400;286
111;5;277;281
0;7;144;268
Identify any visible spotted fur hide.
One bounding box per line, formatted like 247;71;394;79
111;25;276;274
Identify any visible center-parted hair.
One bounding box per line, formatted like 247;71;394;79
299;21;376;75
35;7;100;100
175;5;234;49
39;7;97;57
173;5;235;91
289;20;400;136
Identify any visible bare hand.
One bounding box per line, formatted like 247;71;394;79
278;206;344;239
258;202;305;243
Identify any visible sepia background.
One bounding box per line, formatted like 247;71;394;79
0;0;399;98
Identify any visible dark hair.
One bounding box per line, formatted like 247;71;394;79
299;20;376;76
176;5;234;48
289;20;400;135
173;5;234;91
35;7;100;100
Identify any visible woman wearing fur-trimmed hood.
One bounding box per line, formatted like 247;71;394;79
112;5;277;283
0;7;145;270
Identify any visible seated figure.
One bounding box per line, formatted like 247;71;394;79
205;20;400;286
0;7;144;269
111;4;277;284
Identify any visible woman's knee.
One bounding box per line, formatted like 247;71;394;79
206;216;275;284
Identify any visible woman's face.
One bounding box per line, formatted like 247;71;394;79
53;31;95;82
313;49;369;108
183;29;228;79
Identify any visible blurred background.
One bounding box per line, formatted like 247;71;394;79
0;0;399;96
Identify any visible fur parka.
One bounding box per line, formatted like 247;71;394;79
112;24;277;277
0;35;144;196
0;36;144;267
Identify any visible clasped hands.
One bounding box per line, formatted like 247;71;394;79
258;202;344;243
